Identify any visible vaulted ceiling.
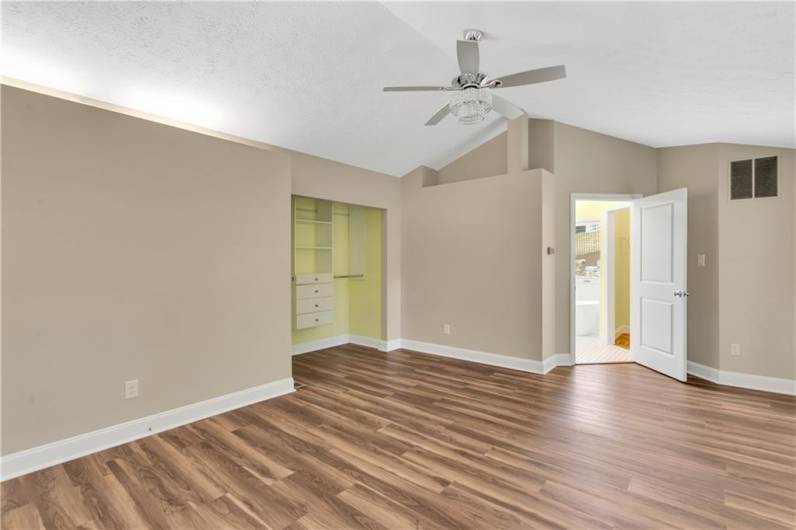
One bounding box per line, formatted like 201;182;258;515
3;2;793;176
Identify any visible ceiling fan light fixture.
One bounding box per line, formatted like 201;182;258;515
450;87;492;125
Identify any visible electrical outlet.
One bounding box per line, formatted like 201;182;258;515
442;323;451;335
697;254;706;267
730;344;741;357
125;379;139;399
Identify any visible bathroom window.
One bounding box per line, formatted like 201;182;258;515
730;156;778;200
575;222;600;276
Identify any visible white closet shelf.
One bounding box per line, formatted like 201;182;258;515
295;245;332;250
295;219;332;225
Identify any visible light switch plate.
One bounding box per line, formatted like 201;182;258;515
697;254;706;267
730;344;741;357
125;379;139;399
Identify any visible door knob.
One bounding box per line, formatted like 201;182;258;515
674;290;690;297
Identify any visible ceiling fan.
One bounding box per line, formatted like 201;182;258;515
383;29;566;126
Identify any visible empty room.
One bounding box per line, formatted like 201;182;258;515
2;2;795;529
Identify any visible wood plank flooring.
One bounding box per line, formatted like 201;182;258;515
3;344;795;529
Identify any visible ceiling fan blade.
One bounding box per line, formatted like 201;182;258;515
491;94;525;119
383;86;449;92
457;39;479;74
491;65;566;89
425;104;450;126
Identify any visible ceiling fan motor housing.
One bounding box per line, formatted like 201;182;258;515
454;72;487;89
463;29;484;41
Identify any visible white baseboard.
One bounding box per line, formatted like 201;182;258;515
296;336;573;375
291;334;350;355
687;361;795;396
385;338;403;352
0;377;295;481
292;334;388;355
543;353;573;374
349;335;388;351
400;339;545;373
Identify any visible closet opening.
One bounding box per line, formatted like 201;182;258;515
570;195;635;364
291;195;385;352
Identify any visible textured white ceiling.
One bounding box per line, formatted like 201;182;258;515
2;2;794;176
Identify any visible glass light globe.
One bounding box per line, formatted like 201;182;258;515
450;87;493;124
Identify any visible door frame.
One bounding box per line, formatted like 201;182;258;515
570;193;641;363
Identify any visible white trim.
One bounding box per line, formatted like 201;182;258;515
687;361;795;396
292;334;350;355
400;339;544;373
295;336;573;375
570;193;641;363
349;335;388;352
543;353;573;374
384;338;403;352
292;334;389;355
0;377;295;481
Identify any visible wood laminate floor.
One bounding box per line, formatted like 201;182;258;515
2;345;795;529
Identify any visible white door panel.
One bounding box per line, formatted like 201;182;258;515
631;188;687;381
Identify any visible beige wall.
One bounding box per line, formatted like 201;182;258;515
2;86;292;454
409;118;794;382
401;168;549;360
540;169;557;360
658;143;795;380
716;144;795;379
529;119;555;173
4;81;794;462
419;119;657;357
432;119;554;184
289;152;401;342
657;144;720;369
437;133;507;184
553;122;658;353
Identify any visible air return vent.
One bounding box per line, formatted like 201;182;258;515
730;156;778;200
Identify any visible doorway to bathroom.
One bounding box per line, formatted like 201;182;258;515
571;195;637;364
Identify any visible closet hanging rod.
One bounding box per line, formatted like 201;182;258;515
290;274;364;280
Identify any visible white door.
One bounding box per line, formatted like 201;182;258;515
630;188;688;381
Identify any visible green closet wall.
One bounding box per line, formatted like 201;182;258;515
291;199;383;345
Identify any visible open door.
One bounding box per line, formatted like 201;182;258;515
630;188;688;381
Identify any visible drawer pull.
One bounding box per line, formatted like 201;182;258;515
314;289;319;293
314;304;319;308
296;309;334;328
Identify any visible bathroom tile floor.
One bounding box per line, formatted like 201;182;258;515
575;335;633;364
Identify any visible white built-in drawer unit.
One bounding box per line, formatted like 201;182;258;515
296;297;334;314
293;196;335;330
296;310;334;329
296;283;334;299
295;272;333;285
